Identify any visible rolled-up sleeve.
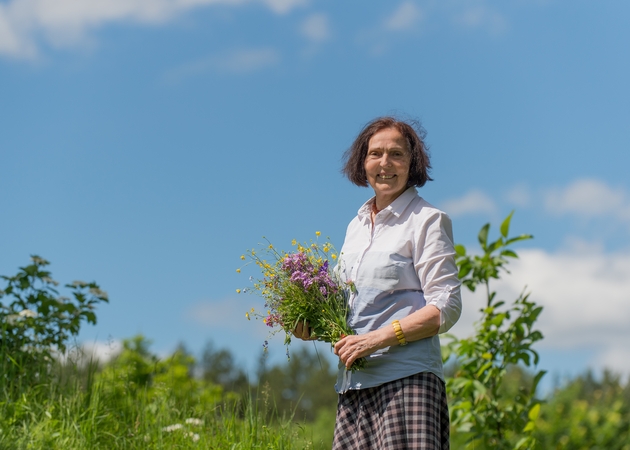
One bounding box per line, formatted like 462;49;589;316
414;211;462;333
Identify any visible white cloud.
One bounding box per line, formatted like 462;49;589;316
0;0;304;59
544;178;630;222
300;13;331;43
504;183;532;208
452;4;508;35
212;47;280;73
384;1;424;31
453;247;630;376
441;189;498;217
262;0;307;15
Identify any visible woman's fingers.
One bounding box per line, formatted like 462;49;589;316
292;320;317;340
334;335;358;368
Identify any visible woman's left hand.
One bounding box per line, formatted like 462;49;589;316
334;332;382;369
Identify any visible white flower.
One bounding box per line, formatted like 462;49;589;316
19;309;38;318
5;314;19;325
188;432;200;442
162;423;183;432
185;418;203;426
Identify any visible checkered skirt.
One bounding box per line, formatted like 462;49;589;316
332;372;449;450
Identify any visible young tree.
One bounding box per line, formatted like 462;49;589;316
445;212;546;449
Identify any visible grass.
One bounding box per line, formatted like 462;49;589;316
0;351;334;449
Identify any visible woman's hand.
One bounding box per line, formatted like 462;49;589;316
292;320;317;341
334;331;384;369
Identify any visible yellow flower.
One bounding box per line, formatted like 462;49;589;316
332;254;337;260
245;312;250;320
323;245;330;253
251;308;255;312
268;244;273;249
291;239;297;246
236;289;241;294
236;268;241;273
315;231;321;236
240;255;245;260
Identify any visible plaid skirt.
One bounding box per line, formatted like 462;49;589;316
332;372;449;450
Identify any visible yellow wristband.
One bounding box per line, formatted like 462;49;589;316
392;320;408;346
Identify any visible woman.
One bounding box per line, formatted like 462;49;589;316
295;116;461;449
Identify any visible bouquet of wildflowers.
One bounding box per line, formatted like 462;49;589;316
238;232;365;371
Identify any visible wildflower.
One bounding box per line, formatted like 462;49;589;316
185;418;203;426
241;255;245;260
236;289;241;294
19;309;38;318
162;423;183;432
268;244;273;249
291;239;297;246
236;268;241;273
189;432;200;442
246;312;250;320
332;254;337;260
315;231;321;236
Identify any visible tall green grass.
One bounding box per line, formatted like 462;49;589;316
0;350;333;449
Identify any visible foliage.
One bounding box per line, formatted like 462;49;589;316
535;370;630;449
444;212;546;449
0;255;108;394
240;232;365;370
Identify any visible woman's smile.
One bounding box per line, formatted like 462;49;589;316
364;127;411;209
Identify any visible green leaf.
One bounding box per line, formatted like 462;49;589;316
528;403;541;421
500;249;518;258
478;223;490;250
500;211;514;238
454;244;467;256
505;234;533;245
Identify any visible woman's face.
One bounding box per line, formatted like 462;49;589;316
365;127;410;206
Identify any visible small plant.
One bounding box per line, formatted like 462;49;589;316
445;212;545;449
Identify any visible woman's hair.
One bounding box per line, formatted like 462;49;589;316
342;116;433;187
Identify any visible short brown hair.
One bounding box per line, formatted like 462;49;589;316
342;116;433;187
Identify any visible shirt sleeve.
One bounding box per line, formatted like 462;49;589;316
413;210;462;333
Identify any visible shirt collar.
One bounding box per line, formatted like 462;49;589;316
357;187;418;221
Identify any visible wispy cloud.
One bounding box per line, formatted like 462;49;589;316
163;47;280;82
544;178;630;222
384;1;424;31
441;189;498;218
300;13;331;43
0;0;305;59
452;3;508;35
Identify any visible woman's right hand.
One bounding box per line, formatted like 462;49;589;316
292;320;317;341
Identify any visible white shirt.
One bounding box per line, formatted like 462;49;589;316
335;187;462;393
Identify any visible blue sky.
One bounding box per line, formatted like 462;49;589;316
2;0;629;387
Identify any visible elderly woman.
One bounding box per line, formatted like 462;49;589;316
295;116;461;448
